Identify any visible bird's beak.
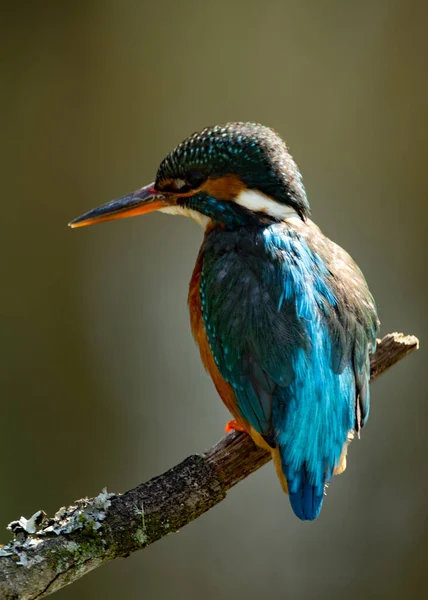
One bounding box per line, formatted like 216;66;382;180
68;182;169;228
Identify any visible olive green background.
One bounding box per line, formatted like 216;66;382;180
1;1;427;599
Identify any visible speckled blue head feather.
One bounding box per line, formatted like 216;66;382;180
156;122;310;219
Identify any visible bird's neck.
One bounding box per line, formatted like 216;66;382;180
177;191;301;231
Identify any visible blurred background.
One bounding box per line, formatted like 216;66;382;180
1;1;427;598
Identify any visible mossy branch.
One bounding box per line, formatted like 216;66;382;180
0;332;419;599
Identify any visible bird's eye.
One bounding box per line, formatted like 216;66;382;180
158;171;206;195
186;170;206;189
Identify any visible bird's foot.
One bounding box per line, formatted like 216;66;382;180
225;419;247;434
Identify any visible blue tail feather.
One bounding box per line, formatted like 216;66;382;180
280;444;328;521
287;468;324;521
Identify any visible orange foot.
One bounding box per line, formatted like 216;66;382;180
225;419;247;434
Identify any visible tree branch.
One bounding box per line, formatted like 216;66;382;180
0;332;419;599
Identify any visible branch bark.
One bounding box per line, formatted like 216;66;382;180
0;332;419;599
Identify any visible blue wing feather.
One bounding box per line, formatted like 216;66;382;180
200;222;378;520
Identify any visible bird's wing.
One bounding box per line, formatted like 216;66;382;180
200;238;300;444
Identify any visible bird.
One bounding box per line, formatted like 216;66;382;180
69;122;379;521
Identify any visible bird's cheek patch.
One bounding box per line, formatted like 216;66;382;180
201;175;246;201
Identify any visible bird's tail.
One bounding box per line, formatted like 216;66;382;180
284;464;325;521
274;446;326;521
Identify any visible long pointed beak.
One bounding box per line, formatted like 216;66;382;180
68;182;169;228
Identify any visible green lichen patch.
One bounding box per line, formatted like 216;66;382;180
0;488;116;568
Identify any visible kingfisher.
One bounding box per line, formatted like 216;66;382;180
69;122;379;521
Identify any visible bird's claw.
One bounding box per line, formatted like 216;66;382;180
225;419;247;434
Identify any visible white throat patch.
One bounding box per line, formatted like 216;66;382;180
235;189;299;221
159;205;211;229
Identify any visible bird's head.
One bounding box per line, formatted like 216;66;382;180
69;122;310;231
